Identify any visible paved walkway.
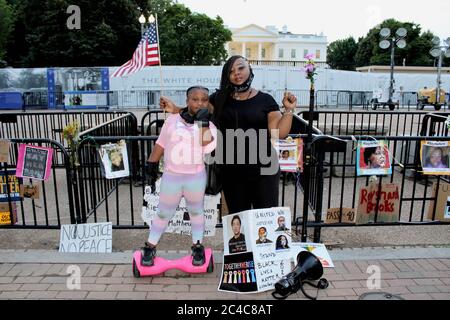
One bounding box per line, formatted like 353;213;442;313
0;246;449;300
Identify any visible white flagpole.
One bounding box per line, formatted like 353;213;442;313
154;13;165;118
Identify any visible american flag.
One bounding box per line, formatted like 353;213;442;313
111;21;160;77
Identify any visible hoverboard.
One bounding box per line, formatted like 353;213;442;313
132;248;214;277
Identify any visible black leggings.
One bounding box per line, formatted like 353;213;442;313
222;170;280;214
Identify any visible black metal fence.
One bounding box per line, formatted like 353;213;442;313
0;139;77;228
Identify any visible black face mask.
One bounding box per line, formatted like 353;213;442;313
230;68;254;93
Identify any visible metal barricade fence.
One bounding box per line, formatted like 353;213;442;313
298;135;450;242
0;111;131;166
0;138;77;228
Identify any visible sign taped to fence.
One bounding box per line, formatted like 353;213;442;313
98;140;130;179
420;141;450;175
274;137;303;172
0;139;10;163
141;180;220;237
219;207;293;294
427;182;450;222
0;170;22;202
20;184;39;199
16;144;53;181
356;182;400;224
0;202;17;225
59;222;113;253
356;140;392;176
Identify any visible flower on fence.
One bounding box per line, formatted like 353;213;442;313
62;121;81;167
303;53;317;89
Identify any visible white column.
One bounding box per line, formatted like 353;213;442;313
258;43;262;60
242;42;246;57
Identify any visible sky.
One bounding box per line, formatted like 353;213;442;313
176;0;450;43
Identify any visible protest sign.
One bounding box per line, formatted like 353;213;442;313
219;207;293;294
274;138;303;172
0;203;17;225
427;182;450;222
59;222;112;253
356;140;392;176
98;140;130;179
325;207;356;224
16;144;53;181
290;242;334;268
0;140;10;163
420;141;450;175
356;183;400;224
0;170;22;202
20;184;39;199
141;181;220;237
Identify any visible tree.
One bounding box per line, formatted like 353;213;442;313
326;37;358;70
5;0;232;67
158;4;232;65
0;0;14;62
355;19;436;67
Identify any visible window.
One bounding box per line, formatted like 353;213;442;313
291;49;296;59
316;50;321;59
245;48;251;58
261;48;266;59
303;49;308;58
279;49;284;58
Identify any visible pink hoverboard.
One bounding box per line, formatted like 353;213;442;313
132;248;214;277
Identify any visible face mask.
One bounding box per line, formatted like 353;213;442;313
230;68;254;93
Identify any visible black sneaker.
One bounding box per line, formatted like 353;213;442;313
141;242;156;266
191;241;205;266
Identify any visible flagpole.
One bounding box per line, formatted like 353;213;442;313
154;13;165;118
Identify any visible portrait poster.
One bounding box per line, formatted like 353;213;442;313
16;144;53;181
420;141;450;175
356;140;392;176
274;138;303;172
141;181;220;237
98;140;130;179
219;207;293;294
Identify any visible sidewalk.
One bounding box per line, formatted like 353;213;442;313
0;246;449;300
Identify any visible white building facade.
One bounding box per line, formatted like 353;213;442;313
227;24;328;63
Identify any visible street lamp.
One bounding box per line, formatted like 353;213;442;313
429;36;450;106
139;14;146;36
379;27;407;108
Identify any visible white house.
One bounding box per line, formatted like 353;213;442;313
226;24;328;63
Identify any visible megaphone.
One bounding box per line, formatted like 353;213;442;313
272;251;329;300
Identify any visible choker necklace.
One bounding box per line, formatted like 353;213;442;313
234;88;253;100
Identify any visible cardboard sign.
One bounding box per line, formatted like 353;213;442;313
59;222;112;253
0;203;17;225
99;140;130;179
325;207;356;224
427;182;450;222
16;144;53;181
20;184;40;199
420;141;450;175
356;140;392;176
0;170;22;202
141;181;220;237
0;140;10;163
356;183;400;224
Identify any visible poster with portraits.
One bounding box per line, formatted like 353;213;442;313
356;140;392;176
98;140;130;179
16;144;53;181
219;207;293;294
274;138;303;172
420;141;450;175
